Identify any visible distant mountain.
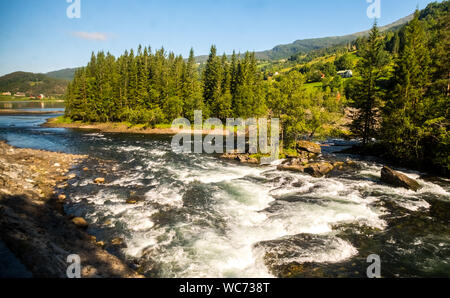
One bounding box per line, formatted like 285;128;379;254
0;72;69;96
46;68;78;81
254;14;414;61
193;13;414;63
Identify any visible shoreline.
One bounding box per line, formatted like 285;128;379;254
0;141;142;278
43;116;237;136
0;109;64;115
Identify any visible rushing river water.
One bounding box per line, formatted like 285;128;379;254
1;112;449;278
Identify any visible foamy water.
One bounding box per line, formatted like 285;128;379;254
62;139;450;277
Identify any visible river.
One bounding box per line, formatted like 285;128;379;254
0;106;449;278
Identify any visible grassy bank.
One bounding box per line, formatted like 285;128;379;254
45;116;239;135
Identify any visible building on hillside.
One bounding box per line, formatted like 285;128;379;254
337;70;353;78
37;94;45;100
2;92;11;96
14;92;26;97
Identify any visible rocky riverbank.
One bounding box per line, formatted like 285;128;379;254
0;141;142;278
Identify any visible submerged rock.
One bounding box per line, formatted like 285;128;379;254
381;166;422;191
126;192;146;204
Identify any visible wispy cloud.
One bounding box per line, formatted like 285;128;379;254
72;32;108;41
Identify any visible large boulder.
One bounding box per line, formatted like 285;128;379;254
381;166;422;191
296;141;322;155
277;163;305;173
303;162;334;178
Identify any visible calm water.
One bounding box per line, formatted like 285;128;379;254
0;101;65;111
0;112;449;278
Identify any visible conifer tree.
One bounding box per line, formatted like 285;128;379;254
350;22;389;144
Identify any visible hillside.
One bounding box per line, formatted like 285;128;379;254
0;72;69;96
254;14;414;61
46;68;78;81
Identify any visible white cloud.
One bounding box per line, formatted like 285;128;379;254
72;32;108;41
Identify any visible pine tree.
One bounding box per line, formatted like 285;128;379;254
202;45;223;117
182;48;204;121
350;22;389;144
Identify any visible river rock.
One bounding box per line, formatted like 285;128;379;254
57;194;67;201
220;152;259;164
296;141;322;155
111;237;125;246
277;163;305;173
94;177;105;184
303;162;334;178
381;166;422;191
278;161;334;177
72;217;88;229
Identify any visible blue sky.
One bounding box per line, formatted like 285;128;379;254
0;0;440;76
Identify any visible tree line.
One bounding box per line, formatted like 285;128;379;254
65;45;344;148
65;45;267;124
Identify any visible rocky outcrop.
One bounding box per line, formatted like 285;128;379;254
303;162;334;178
296;141;322;155
381;166;422;191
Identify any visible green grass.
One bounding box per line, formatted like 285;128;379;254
303;82;323;91
51;116;74;124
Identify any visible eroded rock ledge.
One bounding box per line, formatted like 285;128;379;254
0;141;142;278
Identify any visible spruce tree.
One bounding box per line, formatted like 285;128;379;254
350;22;389;144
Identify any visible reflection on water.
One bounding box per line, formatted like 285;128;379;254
0;101;65;111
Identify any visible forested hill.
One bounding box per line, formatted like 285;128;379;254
194;13;414;63
254;14;414;61
46;68;78;81
0;72;69;96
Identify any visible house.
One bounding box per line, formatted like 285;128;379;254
14;92;26;97
337;70;353;78
2;92;11;96
37;94;45;100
